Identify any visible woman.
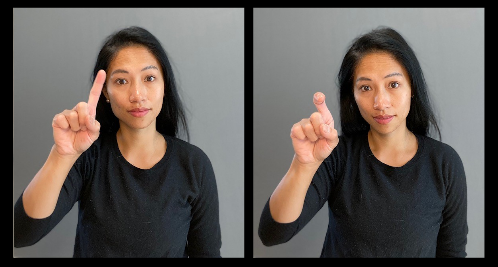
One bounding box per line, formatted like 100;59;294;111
258;26;468;257
14;26;221;258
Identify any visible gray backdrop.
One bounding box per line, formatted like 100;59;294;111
13;8;244;257
253;8;484;257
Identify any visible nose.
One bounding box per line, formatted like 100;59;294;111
373;88;390;111
129;81;147;103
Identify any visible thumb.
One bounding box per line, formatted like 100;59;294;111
85;115;101;141
320;123;339;150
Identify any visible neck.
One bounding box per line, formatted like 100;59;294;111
116;125;166;169
368;126;414;153
116;124;161;153
367;126;418;167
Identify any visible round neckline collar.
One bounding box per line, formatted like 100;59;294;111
361;131;424;172
111;131;172;171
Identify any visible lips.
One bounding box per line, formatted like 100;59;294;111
373;115;394;125
128;108;150;118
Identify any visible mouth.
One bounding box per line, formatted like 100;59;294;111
373;115;394;125
128;108;150;118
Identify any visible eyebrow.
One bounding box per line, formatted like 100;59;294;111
110;65;159;77
384;72;403;78
141;65;159;71
355;72;403;83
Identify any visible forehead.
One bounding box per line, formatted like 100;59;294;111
109;45;161;71
354;52;408;78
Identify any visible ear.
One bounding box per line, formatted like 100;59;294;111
102;84;109;101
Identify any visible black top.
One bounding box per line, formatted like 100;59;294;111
259;132;467;257
14;132;221;258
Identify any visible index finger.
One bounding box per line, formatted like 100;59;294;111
88;69;106;118
313;92;334;127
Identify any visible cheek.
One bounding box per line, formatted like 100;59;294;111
106;86;124;102
397;92;412;115
353;94;369;115
156;96;164;111
152;87;164;110
154;87;164;102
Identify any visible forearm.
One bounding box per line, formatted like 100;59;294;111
269;155;321;223
22;145;80;219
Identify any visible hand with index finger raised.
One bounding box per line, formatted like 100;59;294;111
51;70;106;156
290;92;339;164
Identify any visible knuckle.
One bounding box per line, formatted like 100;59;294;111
76;102;87;109
303;122;313;131
290;124;302;137
52;114;62;125
310;112;321;120
290;125;297;136
290;124;298;133
68;110;78;119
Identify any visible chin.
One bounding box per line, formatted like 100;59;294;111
121;119;155;131
370;124;402;136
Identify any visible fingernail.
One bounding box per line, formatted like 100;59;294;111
314;92;324;104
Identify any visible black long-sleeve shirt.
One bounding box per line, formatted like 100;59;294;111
259;132;467;257
14;132;221;257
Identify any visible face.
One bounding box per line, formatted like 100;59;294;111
353;52;412;136
103;45;164;132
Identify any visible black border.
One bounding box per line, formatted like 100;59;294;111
244;7;254;259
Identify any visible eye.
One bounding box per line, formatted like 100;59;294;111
359;85;371;92
145;75;156;82
388;81;399;88
115;78;127;85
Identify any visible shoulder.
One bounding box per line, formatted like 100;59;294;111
337;132;364;147
322;132;367;166
324;132;365;171
164;135;213;166
334;132;366;157
418;135;462;163
164;136;217;190
90;131;115;151
76;132;113;163
417;135;466;181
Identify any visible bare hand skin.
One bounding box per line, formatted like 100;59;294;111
22;70;106;219
290;92;339;164
270;92;339;223
52;69;106;156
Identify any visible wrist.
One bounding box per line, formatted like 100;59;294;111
50;145;81;163
283;155;322;188
290;155;322;173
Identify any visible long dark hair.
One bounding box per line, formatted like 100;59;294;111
338;26;441;140
92;26;189;141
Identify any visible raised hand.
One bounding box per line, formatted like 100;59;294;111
51;70;106;156
290;92;339;164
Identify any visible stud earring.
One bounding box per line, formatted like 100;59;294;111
106;99;110;103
